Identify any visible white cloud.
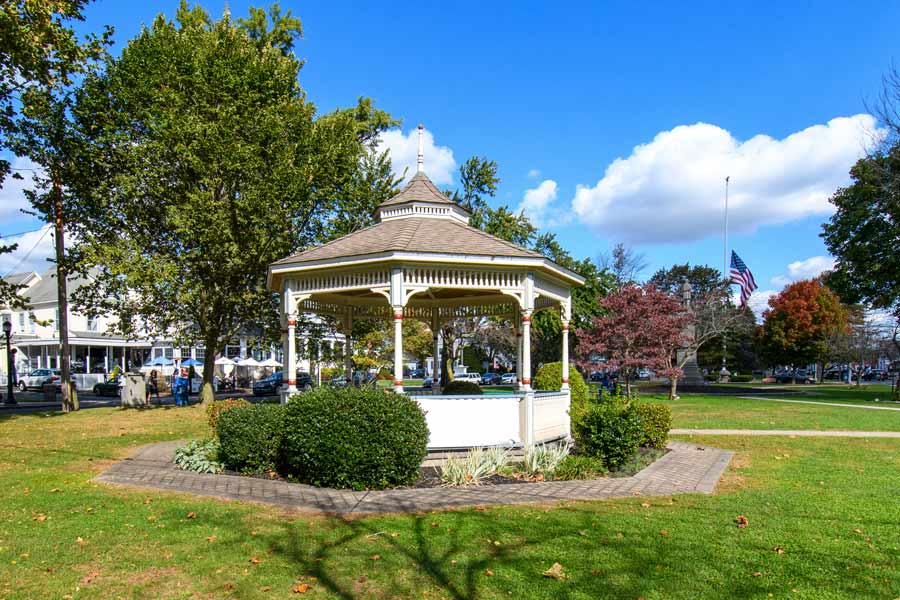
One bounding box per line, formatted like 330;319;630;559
734;288;777;322
770;255;836;287
376;127;456;185
0;225;54;276
0;156;40;222
527;168;541;178
516;179;562;228
571;115;881;244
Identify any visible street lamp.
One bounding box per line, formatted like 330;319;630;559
3;320;15;405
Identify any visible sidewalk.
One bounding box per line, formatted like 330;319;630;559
672;428;900;437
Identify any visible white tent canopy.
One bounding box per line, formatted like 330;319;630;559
214;356;236;366
259;358;282;368
237;357;261;367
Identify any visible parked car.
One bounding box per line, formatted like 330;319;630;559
252;372;313;396
480;373;502;385
589;371;605;382
500;373;517;385
637;368;653;380
18;368;61;392
422;377;435;389
863;369;889;381
454;372;481;384
408;368;426;379
774;369;814;384
92;378;123;397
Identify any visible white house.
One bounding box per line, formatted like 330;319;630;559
0;268;345;390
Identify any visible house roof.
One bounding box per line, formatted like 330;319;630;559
17;268;94;305
3;271;40;289
378;173;466;210
273;216;544;266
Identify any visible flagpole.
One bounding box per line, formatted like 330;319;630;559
721;176;730;381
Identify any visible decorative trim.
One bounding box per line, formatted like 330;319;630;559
393;311;403;320
561;324;569;331
287;320;297;327
287;379;297;386
521;315;531;323
521;378;531;385
394;379;403;386
562;378;569;384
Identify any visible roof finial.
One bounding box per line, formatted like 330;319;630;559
417;123;424;174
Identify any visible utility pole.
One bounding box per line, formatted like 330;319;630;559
53;170;77;412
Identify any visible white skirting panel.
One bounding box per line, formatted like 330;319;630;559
412;394;523;450
533;391;570;443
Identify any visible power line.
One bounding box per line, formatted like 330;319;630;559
2;225;51;277
0;225;47;239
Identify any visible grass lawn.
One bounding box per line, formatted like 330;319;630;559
0;404;898;598
637;389;900;431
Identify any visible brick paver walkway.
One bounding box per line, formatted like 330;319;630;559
672;428;900;437
94;441;733;514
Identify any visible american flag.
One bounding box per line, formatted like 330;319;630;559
730;251;758;307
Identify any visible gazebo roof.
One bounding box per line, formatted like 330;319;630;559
378;172;466;210
273;214;543;266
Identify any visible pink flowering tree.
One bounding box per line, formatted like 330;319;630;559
577;284;693;399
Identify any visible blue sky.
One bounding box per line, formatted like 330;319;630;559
2;0;897;314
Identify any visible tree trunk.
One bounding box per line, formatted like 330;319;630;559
53;172;77;412
669;376;678;401
200;334;219;405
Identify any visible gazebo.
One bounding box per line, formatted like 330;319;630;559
267;126;584;449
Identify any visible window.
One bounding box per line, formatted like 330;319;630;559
18;313;25;332
1;313;10;330
28;312;35;333
195;348;205;360
87;315;99;332
164;347;174;360
54;308;59;331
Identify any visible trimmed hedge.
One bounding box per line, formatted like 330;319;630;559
731;373;754;383
534;362;590;419
573;403;644;469
442;380;482;395
703;373;719;382
635;403;672;449
206;398;251;435
217;404;285;474
280;387;429;490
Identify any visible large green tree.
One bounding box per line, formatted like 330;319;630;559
0;0;108;310
68;3;393;402
648;263;724;297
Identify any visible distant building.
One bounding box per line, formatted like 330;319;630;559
0;269;344;390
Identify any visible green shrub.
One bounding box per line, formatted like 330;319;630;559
280;387;429;490
523;441;571;477
174;439;223;474
731;373;754;383
635;403;672;449
441;380;482;395
217;404;285;474
206;398;251;435
533;362;590;419
703;373;718;382
553;454;608;480
573;403;643;469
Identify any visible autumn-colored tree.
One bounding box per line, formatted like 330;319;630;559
756;279;849;379
577;285;692;399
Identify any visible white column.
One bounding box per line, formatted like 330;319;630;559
85;347;91;375
561;320;570;390
514;306;522;390
239;336;248;359
343;312;353;382
393;306;404;393
521;310;533;390
286;316;297;393
431;308;440;384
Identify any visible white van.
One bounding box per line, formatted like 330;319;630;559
453;372;481;384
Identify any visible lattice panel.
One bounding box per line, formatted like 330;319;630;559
403;267;523;290
295;269;390;294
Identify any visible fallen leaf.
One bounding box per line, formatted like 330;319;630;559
81;571;100;585
370;554;380;561
249;557;260;564
773;546;785;554
640;502;651;508
260;585;272;592
292;583;309;593
144;498;152;504
853;528;863;534
49;488;61;493
430;522;439;527
659;529;669;536
543;562;567;580
32;514;47;522
578;530;588;537
223;583;235;590
186;512;196;519
484;569;494;577
735;515;749;529
751;572;762;577
390;532;400;537
207;535;217;542
450;560;457;565
75;537;86;545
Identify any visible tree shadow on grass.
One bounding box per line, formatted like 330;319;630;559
262;498;894;599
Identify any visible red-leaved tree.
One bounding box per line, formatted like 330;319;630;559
577;284;693;399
